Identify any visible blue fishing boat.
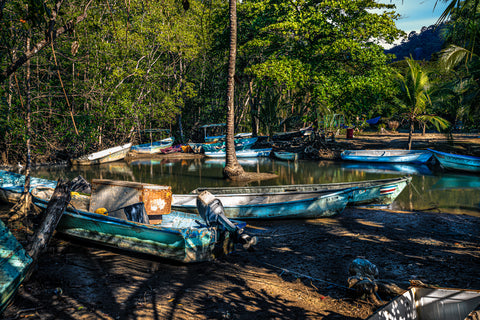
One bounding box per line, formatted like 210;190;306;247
274;151;299;161
31;186;246;263
428;149;480;173
130;137;174;154
204;148;272;158
0;220;33;313
0;170;57;204
191;176;412;207
341;149;432;164
172;188;350;219
202;137;258;152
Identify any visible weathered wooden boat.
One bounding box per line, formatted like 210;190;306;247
0;170;57;203
71;143;132;165
130;137;174;155
191;176;412;207
202;137;258;152
204;148;272;158
0;220;33;313
172;188;350;219
341;149;432;164
428;149;480;173
368;286;480;320
31;182;246;263
274;151;299;161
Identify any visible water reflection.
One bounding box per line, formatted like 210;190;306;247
31;158;480;217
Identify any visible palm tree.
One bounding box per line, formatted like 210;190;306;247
394;58;449;150
223;0;245;180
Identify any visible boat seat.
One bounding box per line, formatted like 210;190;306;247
107;202;150;224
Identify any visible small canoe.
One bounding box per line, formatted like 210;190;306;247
274;151;299;161
191;176;412;207
341;149;432;164
368;286;480;320
31;187;246;263
202;137;258;152
0;170;57;204
0;220;33;313
71;143;132;165
428;149;480;173
172;189;349;219
204;148;272;158
130;137;174;154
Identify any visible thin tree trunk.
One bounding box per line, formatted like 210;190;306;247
407;120;414;150
223;0;244;179
24;34;32;198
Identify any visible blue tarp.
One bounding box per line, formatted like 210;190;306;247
366;116;381;125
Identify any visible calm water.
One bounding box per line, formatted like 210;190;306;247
31;157;480;217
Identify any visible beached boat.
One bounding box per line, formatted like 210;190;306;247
428;149;480;173
202;137;258;152
341;149;432;164
31;183;246;263
130;137;174;155
71;143;132;165
191;176;412;207
204;148;272;158
172;188;350;219
368;286;480;320
274;151;299;161
0;170;57;204
0;220;33;313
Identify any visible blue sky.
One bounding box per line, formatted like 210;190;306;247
380;0;449;33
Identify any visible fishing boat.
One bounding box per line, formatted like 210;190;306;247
428;149;480;173
368;286;480;320
202;137;258;152
191;176;412;207
0;170;57;203
130;137;174;155
274;151;299;161
172;188;350;219
0;220;33;313
31;182;246;263
71;143;132;166
341;149;432;164
204;148;272;158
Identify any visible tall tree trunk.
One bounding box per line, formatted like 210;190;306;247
223;0;244;179
249;80;258;137
407;120;414;150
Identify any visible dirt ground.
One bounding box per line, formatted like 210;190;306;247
2;132;480;320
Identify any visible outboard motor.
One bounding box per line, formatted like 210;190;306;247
196;191;257;250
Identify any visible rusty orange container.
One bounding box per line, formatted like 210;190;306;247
90;179;172;224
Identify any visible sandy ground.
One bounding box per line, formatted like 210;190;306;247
2;132;480;319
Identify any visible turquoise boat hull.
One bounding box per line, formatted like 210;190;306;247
202;137;258;152
341;149;432;164
0;220;33;313
0;170;57;203
191;176;412;207
274;151;299;161
172;190;349;219
428;149;480;173
32;192;244;263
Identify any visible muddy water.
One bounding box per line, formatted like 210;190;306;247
30;157;480;217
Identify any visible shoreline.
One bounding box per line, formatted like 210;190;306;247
2;205;480;319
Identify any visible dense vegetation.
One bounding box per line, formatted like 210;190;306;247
0;0;478;165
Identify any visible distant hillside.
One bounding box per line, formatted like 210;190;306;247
385;24;447;61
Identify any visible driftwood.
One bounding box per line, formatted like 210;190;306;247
25;179;71;279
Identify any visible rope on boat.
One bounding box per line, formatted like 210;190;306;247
256;259;353;291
